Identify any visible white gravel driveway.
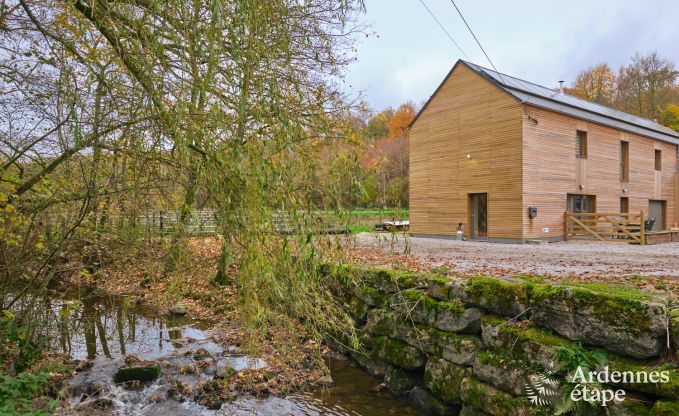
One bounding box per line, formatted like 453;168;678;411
352;233;679;278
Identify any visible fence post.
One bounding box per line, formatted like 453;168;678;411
564;211;568;241
640;210;645;245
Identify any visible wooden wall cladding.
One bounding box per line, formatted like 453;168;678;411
522;105;678;239
409;64;523;238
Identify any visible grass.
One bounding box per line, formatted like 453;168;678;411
349;224;374;234
315;208;409;219
315;208;409;234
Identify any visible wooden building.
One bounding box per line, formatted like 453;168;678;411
409;60;679;243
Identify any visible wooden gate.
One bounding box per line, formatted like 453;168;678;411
564;211;645;244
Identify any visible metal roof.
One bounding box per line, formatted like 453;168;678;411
411;60;679;145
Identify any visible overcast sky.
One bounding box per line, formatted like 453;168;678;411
345;0;679;111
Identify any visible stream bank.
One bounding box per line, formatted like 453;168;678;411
9;289;425;415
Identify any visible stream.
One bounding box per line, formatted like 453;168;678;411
10;290;426;416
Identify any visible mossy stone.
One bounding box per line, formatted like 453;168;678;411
609;395;652;416
371;336;426;370
462;277;530;318
354;286;390;308
365;268;425;293
459;378;534;416
114;363;161;383
649;400;679;416
397;289;481;334
366;309;481;365
424;356;470;404
349;349;389;377
427;274;455;300
604;354;679;400
348;295;369;322
409;386;459;416
459;406;491;416
385;366;419;394
530;283;668;359
670;309;679;351
472;352;538;396
428;276;530;318
481;317;570;372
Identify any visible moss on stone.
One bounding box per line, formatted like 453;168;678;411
319;263;364;287
401;289;466;314
349;349;389;377
385;366;419;394
459;406;491;416
427;275;454;300
480;314;508;326
611;397;652;416
114;364;161;383
348;296;369;322
430;267;452;275
670;309;679;351
371;336;426;370
424;357;470;404
473;352;544;397
604;354;679;400
355;286;390;307
463;277;529;316
459;378;534;416
650;400;679;416
530;283;666;336
482;319;570;373
410;386;458;416
366;269;424;292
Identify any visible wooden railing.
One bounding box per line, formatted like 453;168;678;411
564;211;645;244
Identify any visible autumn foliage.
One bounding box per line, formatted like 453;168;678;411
566;52;679;131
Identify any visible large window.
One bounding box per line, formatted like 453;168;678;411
655;149;662;171
620;141;629;181
576;130;587;158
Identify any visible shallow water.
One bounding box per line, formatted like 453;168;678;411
10;291;425;416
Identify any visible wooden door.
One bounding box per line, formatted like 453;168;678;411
649;200;666;231
469;193;488;239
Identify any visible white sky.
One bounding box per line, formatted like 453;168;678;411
345;0;679;111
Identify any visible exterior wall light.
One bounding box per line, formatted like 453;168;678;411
622;188;628;193
466;154;471;159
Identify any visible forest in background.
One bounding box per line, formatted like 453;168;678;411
565;51;679;131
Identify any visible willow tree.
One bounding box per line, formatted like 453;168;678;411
3;0;365;345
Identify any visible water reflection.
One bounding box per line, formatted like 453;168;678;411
7;291;426;416
10;291;212;361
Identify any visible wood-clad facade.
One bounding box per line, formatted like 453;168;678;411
410;61;679;242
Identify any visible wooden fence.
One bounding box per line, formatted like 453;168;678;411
564;211;645;244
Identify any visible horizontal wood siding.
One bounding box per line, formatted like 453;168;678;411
409;64;523;238
522;105;678;239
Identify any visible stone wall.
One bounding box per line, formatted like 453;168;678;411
326;266;679;416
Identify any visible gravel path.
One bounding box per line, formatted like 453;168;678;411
353;233;679;279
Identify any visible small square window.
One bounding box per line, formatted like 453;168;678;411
576;130;587;158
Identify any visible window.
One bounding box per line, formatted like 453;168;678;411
655;149;662;171
620;197;629;213
620;141;629;181
568;194;595;213
576;130;587;158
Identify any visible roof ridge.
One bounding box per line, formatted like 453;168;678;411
462;60;558;92
462;60;679;139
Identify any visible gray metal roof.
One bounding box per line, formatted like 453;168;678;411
461;60;679;145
